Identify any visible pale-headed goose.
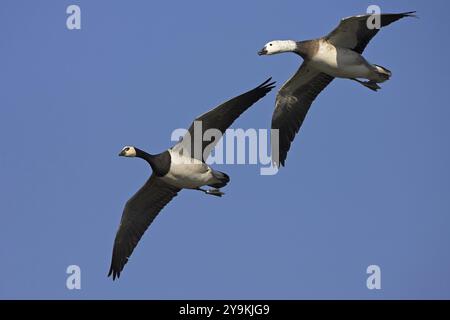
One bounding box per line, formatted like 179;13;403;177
258;12;416;167
108;78;275;280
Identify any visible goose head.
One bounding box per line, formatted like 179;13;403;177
118;146;137;157
258;40;297;56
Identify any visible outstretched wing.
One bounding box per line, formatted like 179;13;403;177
174;78;276;161
325;11;416;53
108;175;180;280
272;63;334;167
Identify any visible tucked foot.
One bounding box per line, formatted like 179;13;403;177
206;189;225;197
352;78;381;92
196;187;225;197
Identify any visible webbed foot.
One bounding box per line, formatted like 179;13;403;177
195;187;224;197
206;189;224;197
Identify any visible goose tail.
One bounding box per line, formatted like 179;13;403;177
373;64;392;82
208;170;230;189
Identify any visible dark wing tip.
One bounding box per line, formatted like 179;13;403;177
107;267;120;281
273;148;287;168
258;77;276;90
108;257;122;281
258;77;272;86
399;11;418;18
272;158;286;168
107;265;115;280
387;11;418;19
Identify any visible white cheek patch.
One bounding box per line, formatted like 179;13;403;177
128;148;137;157
122;146;136;157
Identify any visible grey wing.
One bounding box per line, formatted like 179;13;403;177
174;78;276;161
271;63;334;167
325;11;416;53
108;175;180;280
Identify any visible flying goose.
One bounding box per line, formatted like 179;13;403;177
258;11;416;167
108;78;275;280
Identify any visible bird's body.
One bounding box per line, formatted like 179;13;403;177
108;78;275;280
305;40;378;80
258;11;416;167
160;149;217;189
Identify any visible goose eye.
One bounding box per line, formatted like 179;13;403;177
125;147;130;151
269;43;272;46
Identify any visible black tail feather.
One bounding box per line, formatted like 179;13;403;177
208;171;230;188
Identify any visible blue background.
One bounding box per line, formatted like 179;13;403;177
1;0;449;299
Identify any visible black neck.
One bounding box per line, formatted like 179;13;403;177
134;148;171;177
135;148;156;168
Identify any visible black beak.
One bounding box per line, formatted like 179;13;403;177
118;150;126;157
258;48;267;56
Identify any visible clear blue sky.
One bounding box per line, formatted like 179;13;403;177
1;0;449;299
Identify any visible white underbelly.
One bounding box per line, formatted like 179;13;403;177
310;42;373;79
161;150;215;189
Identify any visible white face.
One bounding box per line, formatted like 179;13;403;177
259;40;296;55
119;146;136;157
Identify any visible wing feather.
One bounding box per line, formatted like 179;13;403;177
108;175;180;280
272;63;333;167
175;78;276;161
326;12;416;53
